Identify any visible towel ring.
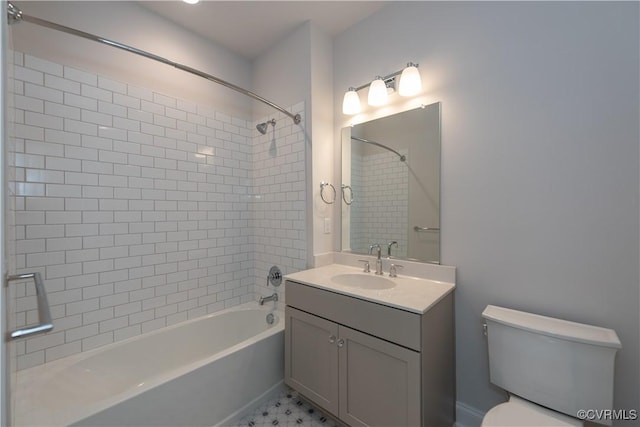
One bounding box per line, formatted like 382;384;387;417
341;184;353;205
320;182;336;204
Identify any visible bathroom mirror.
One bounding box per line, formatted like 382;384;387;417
341;103;441;263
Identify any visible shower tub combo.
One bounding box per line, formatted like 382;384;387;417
14;303;284;426
9;4;293;426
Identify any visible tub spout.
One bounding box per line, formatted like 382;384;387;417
259;293;278;305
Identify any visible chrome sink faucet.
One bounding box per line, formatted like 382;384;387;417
369;244;383;275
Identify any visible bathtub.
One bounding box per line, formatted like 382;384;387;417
14;302;284;427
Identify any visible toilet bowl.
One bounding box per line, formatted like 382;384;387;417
481;395;582;427
481;305;621;426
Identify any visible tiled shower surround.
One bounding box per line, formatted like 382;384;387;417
10;52;306;369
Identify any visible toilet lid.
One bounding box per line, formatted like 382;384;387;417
482;396;583;427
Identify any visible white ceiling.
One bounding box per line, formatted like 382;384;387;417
138;1;388;60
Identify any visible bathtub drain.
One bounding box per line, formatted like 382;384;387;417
266;313;275;325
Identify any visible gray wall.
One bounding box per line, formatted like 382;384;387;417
251;22;310;122
333;2;639;420
253;21;335;266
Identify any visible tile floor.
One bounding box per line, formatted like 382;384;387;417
236;387;341;427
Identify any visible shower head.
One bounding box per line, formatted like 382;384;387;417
256;119;276;135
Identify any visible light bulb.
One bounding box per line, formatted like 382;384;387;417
368;77;388;106
398;63;422;97
342;88;361;115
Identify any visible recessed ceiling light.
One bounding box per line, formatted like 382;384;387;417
183;0;200;4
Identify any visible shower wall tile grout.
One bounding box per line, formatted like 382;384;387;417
9;51;306;370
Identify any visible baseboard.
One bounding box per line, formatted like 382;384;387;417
455;400;485;427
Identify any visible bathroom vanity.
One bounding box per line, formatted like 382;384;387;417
284;263;455;427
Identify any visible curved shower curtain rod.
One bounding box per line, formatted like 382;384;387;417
6;2;301;125
351;136;406;162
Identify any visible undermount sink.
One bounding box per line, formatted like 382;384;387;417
331;273;396;290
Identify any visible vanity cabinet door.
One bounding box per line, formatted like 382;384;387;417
338;326;421;427
285;306;339;416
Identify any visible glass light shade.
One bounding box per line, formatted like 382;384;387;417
342;88;361;115
368;77;388;106
398;64;422;96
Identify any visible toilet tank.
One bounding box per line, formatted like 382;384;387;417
482;305;621;424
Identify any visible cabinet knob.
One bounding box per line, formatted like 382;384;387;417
337;339;345;348
329;335;337;344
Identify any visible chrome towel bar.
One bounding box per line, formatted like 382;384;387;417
6;272;53;339
413;226;440;233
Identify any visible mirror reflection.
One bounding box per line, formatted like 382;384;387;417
341;103;441;263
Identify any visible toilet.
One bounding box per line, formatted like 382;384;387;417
481;305;622;426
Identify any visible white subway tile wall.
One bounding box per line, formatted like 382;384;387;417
10;52;306;369
350;150;408;258
252;107;307;305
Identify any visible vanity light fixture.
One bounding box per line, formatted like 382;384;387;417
342;62;423;115
342;87;362;115
398;62;422;96
367;76;389;106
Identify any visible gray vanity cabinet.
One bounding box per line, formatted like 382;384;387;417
337;324;421;426
285;306;420;426
285;306;340;415
284;280;455;427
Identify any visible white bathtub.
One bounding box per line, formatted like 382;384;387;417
14;302;284;427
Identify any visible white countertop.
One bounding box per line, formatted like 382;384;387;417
285;264;455;314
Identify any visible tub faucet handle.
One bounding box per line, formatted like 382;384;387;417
266;266;282;287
